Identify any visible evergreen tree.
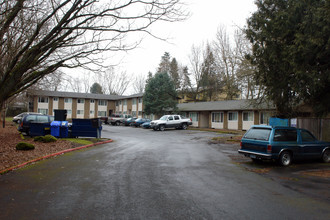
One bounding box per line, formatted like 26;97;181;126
90;83;103;94
157;52;171;73
245;0;330;116
170;58;180;89
143;72;178;115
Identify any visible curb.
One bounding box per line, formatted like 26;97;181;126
0;139;113;175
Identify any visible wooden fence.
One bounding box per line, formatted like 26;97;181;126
297;118;330;142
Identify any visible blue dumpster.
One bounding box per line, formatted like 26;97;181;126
71;118;102;138
29;122;51;137
51;121;61;137
60;121;69;138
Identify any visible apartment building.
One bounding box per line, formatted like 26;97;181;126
28;90;144;119
28;90;276;131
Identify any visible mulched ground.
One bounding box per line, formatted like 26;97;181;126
0;122;75;172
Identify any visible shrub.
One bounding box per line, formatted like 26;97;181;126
16;142;35;151
33;135;57;143
43;135;57;143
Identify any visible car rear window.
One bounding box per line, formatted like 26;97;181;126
273;129;297;142
243;128;271;141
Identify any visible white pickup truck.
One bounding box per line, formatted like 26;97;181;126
108;114;131;126
150;115;192;131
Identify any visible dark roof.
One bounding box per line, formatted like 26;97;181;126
125;92;144;98
178;99;276;111
28;90;125;100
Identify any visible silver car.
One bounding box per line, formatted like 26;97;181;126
12;112;42;124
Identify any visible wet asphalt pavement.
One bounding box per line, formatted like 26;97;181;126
0;125;329;219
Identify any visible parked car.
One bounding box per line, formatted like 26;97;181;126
238;125;330;166
142;121;151;129
109;114;132;126
12;112;42;124
150;115;192;131
131;118;151;127
18;114;54;135
123;117;137;126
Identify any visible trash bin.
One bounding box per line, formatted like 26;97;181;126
54;110;67;121
71;118;102;138
60;121;69;138
29;122;51;137
51;121;61;137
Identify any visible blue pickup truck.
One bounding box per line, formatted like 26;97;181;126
238;125;330;166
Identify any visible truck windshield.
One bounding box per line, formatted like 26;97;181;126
244;128;271;141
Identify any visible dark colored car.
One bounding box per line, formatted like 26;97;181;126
142;121;151;129
131;118;151;127
123;117;137;126
18;114;54;135
238;125;330;166
12;112;42;124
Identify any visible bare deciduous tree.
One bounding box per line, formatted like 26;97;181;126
97;67;131;95
0;0;187;110
132;73;146;94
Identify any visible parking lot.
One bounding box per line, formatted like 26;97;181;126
0;125;329;219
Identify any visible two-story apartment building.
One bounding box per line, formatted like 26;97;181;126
28;90;277;131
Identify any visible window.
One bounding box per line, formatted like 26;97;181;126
274;129;297;142
38;108;48;115
116;101;119;106
260;112;271;124
138;111;142;116
53;97;58;101
37;115;49;123
301;130;316;142
138;98;142;103
66;109;72;114
212;112;224;123
244;128;271;141
90;110;94;115
168;116;173;120
98;111;106;117
38;97;48;103
98;100;107;106
243;112;253;121
174;116;180;120
77;110;84;115
123;100;127;106
64;98;72;103
228;112;238;121
189;112;198;122
77;99;84;104
132;111;136;117
90;99;95;103
132;99;137;105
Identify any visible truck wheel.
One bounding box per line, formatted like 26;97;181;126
182;123;187;130
322;149;330;163
279;151;292;166
153;127;158;131
159;125;165;131
115;121;120;126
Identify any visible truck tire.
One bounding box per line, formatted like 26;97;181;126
159;125;165;131
322;149;330;163
116;121;120;126
181;123;187;130
279;151;292;166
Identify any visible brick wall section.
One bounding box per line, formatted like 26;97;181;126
238;111;243;130
72;98;77;118
223;111;228;129
33;97;38;112
49;97;53;115
84;99;90;118
58;98;64;109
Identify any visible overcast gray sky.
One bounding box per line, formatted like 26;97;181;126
120;0;257;78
